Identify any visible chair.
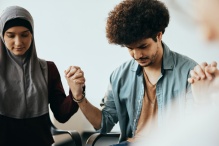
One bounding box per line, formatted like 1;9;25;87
86;132;120;146
49;118;82;146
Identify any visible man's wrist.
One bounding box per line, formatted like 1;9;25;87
72;86;86;103
73;94;85;103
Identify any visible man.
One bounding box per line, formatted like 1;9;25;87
65;0;197;145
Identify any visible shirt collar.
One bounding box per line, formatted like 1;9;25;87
162;42;174;70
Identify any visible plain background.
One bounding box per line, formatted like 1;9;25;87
1;0;219;136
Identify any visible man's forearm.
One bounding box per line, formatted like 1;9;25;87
78;97;102;129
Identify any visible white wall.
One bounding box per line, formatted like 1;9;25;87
1;0;219;135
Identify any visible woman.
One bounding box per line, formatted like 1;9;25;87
0;6;82;146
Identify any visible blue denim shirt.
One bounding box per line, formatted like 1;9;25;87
97;43;197;142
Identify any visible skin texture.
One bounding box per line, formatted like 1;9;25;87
127;32;163;85
4;26;32;56
127;32;162;67
193;0;219;41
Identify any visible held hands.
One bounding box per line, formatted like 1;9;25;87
188;61;219;104
64;66;85;101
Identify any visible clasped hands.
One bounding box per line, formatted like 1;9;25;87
65;66;85;100
188;61;219;104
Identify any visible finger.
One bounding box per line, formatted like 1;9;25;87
188;78;194;84
75;79;86;84
210;61;217;68
189;70;201;81
205;66;217;74
79;70;84;76
204;61;218;77
193;64;206;79
66;66;81;78
200;62;208;70
73;69;84;78
64;66;72;75
75;68;82;74
69;73;85;82
71;78;85;84
65;66;80;75
205;66;216;80
205;61;217;74
200;62;208;67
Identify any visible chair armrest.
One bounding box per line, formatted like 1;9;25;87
51;125;82;146
86;132;120;146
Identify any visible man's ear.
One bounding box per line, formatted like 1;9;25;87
157;31;162;42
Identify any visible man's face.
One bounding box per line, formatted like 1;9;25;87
126;34;161;67
194;0;219;41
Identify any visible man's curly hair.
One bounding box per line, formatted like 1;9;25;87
106;0;170;46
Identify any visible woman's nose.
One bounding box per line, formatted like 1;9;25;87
14;36;22;46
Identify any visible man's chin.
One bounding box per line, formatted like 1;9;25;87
140;64;150;67
139;62;152;67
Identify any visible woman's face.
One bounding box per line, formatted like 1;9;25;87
3;26;32;56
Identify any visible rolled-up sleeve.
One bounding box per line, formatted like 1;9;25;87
97;82;119;133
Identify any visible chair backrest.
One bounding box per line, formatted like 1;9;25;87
86;133;120;146
49;117;82;146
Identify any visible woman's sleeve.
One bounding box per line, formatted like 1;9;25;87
47;61;79;123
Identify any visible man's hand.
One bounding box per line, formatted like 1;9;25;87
188;62;219;104
64;66;85;100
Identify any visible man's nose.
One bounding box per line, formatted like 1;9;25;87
133;49;143;59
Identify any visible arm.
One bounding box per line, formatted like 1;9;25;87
47;61;79;123
64;65;102;129
77;97;102;129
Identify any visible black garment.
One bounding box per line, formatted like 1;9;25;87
0;114;53;146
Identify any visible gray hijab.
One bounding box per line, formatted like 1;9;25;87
0;6;49;119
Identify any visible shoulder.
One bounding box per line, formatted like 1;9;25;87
162;43;197;70
46;61;55;67
110;59;137;80
172;51;197;67
45;61;61;80
112;59;135;73
46;61;58;72
38;58;58;70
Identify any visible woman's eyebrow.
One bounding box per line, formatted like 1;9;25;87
5;30;30;34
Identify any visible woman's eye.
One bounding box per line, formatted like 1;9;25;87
21;33;29;37
6;34;14;38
